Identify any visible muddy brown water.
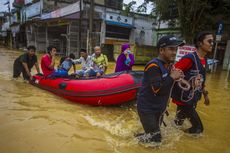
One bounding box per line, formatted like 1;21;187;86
0;47;229;153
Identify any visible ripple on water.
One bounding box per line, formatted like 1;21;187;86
1;48;230;153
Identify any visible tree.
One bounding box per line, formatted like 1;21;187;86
143;0;230;43
122;1;136;16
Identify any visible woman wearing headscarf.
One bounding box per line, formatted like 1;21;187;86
115;43;135;72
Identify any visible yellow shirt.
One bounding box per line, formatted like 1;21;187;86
92;54;108;72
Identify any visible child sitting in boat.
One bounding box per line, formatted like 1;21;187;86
52;53;76;77
59;53;76;72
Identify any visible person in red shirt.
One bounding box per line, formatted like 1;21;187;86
171;31;212;134
41;46;57;77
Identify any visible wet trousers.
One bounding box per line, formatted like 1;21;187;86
137;110;163;142
13;60;30;80
174;105;203;134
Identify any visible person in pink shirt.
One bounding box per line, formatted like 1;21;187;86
41;46;57;77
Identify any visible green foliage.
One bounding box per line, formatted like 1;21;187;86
122;1;136;16
136;2;147;13
144;0;230;43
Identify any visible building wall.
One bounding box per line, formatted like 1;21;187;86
26;25;35;47
36;26;46;51
131;17;154;46
69;20;79;55
43;0;79;13
153;29;181;46
84;0;123;10
94;0;104;5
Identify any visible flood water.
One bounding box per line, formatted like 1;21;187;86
0;47;230;153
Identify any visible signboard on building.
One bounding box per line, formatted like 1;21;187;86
26;1;41;19
41;1;81;20
105;13;133;25
47;20;70;27
216;21;224;42
175;45;196;61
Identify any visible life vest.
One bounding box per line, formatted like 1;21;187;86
171;52;206;106
144;58;170;82
137;58;172;113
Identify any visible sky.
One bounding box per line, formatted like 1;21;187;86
123;0;153;14
0;0;13;12
0;0;153;14
124;0;144;6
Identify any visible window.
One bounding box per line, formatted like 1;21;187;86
106;25;131;39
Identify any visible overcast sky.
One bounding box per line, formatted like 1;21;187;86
0;0;153;14
0;0;12;12
124;0;144;6
123;0;153;14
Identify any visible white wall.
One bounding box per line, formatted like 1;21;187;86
93;5;155;46
131;17;154;46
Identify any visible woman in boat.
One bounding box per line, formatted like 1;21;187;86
115;43;135;72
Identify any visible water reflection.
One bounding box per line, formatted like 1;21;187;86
0;47;230;153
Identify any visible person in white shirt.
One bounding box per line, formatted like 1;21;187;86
72;48;93;77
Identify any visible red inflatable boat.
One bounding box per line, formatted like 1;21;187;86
30;71;143;106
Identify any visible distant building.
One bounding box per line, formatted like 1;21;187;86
153;20;181;46
1;0;156;63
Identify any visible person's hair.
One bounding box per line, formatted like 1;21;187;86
94;46;101;50
69;53;75;59
47;46;56;54
80;48;87;53
27;45;36;51
194;31;213;48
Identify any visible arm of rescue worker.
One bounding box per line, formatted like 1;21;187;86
174;58;193;71
35;62;40;74
34;55;40;74
147;66;175;94
20;54;33;80
22;62;33;80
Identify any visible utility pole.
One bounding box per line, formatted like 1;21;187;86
212;21;224;72
78;0;82;53
88;0;94;54
5;0;12;48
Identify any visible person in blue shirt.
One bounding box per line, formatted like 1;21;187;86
52;53;76;77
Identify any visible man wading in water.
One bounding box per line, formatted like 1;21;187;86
13;45;40;81
172;31;212;134
137;35;184;143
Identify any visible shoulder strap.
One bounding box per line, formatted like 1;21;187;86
145;58;168;78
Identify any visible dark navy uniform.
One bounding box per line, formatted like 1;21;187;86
137;58;174;142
